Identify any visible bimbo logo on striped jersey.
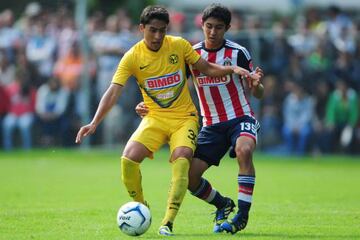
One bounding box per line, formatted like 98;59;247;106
196;75;231;87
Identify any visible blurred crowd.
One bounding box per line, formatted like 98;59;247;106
0;3;359;155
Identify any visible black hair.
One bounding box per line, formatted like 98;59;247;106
140;5;169;25
202;3;231;26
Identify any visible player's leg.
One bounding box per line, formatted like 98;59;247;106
221;116;259;234
158;117;198;236
121;141;152;204
189;125;235;232
121;116;166;204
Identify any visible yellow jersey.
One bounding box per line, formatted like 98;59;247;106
112;35;200;118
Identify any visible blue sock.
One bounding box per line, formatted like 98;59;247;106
190;178;227;209
237;175;255;215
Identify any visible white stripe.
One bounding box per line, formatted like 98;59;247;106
193;42;202;49
216;48;236;120
192;178;206;196
201;50;220;125
204;86;220;124
238;192;253;203
238;177;256;182
205;189;217;202
238;177;255;181
238;176;255;180
193;49;207;122
233;73;252;116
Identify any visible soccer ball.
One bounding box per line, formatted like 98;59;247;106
117;201;151;236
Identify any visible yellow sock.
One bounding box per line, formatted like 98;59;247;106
162;157;190;225
121;156;144;203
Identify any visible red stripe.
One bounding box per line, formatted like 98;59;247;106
238;70;254;116
195;49;212;125
208;52;227;122
238;186;254;194
198;87;212;125
201;185;212;200
239;132;257;143
224;48;244;117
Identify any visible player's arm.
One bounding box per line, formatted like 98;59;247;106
249;67;264;99
76;83;123;143
193;57;253;78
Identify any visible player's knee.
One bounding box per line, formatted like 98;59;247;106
171;147;193;162
123;142;150;162
235;143;253;160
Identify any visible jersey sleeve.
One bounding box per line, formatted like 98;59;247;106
181;38;201;65
111;51;134;86
237;47;253;72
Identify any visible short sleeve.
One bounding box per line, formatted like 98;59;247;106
237;47;253;72
112;51;134;86
181;38;201;65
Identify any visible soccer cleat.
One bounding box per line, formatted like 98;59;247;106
220;212;248;234
213;197;235;233
158;222;174;236
144;200;150;209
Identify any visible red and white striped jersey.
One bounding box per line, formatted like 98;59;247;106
190;39;254;126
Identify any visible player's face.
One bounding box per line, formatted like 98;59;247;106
202;17;229;49
140;19;168;51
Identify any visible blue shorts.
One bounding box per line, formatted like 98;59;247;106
194;115;260;166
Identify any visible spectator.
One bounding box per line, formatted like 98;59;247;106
259;75;283;150
15;49;40;88
0;49;16;86
2;70;36;150
312;79;331;154
326;5;354;50
0;9;23;63
282;81;314;155
35;77;69;146
0;83;9;147
26;21;56;84
53;41;84;117
323;78;358;153
90;15;127;100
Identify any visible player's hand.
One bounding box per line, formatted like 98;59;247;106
233;66;251;78
135;102;149;118
75;123;97;144
255;66;264;78
247;67;263;89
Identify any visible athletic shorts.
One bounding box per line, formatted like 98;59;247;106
130;115;199;157
193;115;260;166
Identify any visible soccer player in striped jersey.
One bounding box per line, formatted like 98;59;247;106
76;5;260;236
136;4;264;235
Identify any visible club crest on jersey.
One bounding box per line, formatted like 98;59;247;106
145;71;182;90
169;54;178;64
223;57;232;66
196;75;231;87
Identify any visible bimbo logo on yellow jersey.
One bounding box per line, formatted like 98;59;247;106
145;71;182;90
143;70;185;108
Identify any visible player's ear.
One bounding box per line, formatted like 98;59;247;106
139;24;145;32
225;24;231;32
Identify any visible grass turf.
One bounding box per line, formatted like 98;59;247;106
0;149;359;239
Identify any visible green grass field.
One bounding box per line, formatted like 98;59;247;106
1;149;360;239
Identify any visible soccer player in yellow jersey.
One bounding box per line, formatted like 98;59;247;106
75;5;259;236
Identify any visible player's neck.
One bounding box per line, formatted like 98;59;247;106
204;39;224;50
